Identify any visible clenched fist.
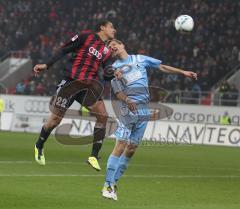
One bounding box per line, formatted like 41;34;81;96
183;71;198;80
33;64;48;75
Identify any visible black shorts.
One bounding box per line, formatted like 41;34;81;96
49;78;103;117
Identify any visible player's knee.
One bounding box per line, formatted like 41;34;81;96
45;115;62;129
125;144;137;157
52;117;62;127
112;140;127;156
117;141;126;152
96;112;108;124
91;101;108;124
96;114;108;126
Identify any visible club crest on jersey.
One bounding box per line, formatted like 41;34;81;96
103;47;109;55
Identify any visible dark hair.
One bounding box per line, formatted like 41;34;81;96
95;20;111;32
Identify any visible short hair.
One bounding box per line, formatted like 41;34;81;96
106;39;123;46
95;20;111;32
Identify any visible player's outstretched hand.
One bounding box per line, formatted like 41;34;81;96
183;71;198;80
33;64;47;75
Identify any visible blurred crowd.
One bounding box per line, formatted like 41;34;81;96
218;80;239;106
0;0;239;104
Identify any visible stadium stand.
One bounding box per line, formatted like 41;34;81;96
0;0;239;104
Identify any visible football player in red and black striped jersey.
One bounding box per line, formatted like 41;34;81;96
33;20;116;171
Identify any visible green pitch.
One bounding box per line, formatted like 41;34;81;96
0;131;240;209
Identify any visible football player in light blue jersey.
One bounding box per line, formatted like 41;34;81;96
102;39;197;200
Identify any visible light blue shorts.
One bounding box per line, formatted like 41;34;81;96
114;104;150;145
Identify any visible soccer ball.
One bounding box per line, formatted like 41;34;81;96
174;15;194;32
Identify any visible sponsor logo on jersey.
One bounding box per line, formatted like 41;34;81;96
88;47;102;59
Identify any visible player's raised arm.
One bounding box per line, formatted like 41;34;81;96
33;34;86;75
159;64;198;80
139;55;197;80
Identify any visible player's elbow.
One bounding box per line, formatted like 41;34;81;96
159;64;170;73
159;64;166;71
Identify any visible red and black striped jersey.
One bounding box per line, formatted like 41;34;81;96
46;32;112;80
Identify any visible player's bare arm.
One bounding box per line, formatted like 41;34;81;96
159;64;198;80
115;91;137;112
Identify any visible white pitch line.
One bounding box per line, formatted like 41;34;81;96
0;161;240;172
0;161;73;164
0;174;240;178
0;174;104;177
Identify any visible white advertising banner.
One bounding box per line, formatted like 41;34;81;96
1;112;13;131
164;103;240;125
2;95;51;115
8;112;240;147
1;95;240;125
61;118;96;136
1;95;240;147
146;121;240;147
1;95;81;116
11;114;48;133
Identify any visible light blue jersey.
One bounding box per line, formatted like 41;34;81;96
111;55;161;104
111;54;161;144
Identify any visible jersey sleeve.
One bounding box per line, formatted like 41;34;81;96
138;55;162;69
46;33;89;68
61;33;88;51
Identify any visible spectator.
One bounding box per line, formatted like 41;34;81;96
35;82;45;95
228;84;239;106
0;0;238;102
219;80;230;106
220;111;231;125
15;80;25;94
191;82;202;104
